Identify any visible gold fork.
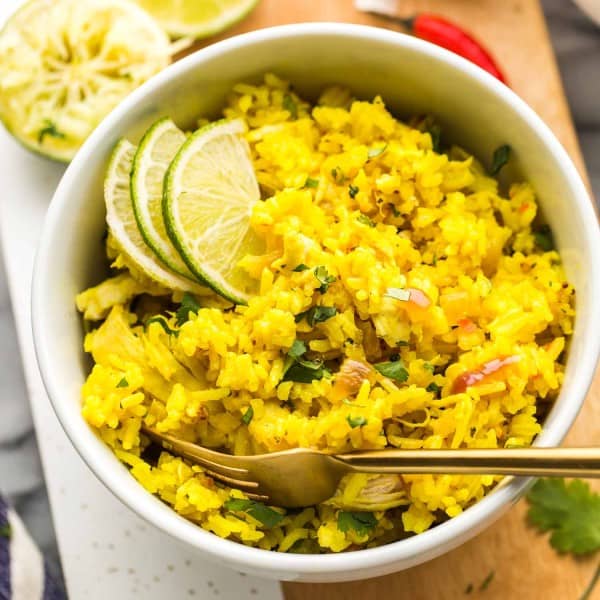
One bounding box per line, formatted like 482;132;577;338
142;427;600;507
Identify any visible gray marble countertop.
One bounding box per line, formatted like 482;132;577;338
0;0;598;591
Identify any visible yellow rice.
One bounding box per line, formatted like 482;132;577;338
76;73;575;553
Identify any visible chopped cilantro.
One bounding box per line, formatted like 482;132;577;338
304;177;319;189
490;144;511;175
426;382;441;394
282;339;329;383
526;478;600;555
116;377;128;388
145;316;177;336
241;406;254;425
293;263;310;272
282;94;298;119
314;266;336;293
331;167;346;184
347;415;367;428
432;252;438;266
368;144;387;159
337;511;377;536
175;293;201;326
38;119;66;144
348;184;359;199
479;571;495;591
384;287;411;302
428;124;442;153
389;203;401;217
423;362;435;373
356;214;375;227
0;524;11;539
224;498;284;528
374;360;409;383
534;225;555;252
295;306;337;326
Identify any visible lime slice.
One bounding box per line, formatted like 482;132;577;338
131;118;195;278
163;119;263;304
105;138;207;294
132;0;259;39
0;0;171;162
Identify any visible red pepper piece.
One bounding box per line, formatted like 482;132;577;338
408;14;507;84
452;355;520;393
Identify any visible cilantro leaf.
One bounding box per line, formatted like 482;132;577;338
38;119;66;144
282;339;328;383
175;292;201;326
426;382;441;394
331;167;346;184
337;511;377;536
242;406;254;425
374;360;409;383
0;524;11;539
534;225;555;252
283;94;298;119
428;124;442;153
116;377;128;388
423;362;435;373
526;478;600;555
313;266;336;293
490;144;511;175
348;184;359;199
347;415;367;428
145;316;177;336
368;144;387;159
304;177;319;189
224;498;284;528
356;214;375;227
295;306;337;326
293;263;310;272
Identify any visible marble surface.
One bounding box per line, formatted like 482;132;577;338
0;0;598;594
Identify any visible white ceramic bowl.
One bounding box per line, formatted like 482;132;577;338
32;23;600;582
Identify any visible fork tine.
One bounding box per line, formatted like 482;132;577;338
202;469;260;491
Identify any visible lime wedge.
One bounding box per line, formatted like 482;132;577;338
105;139;207;294
132;0;259;39
0;0;171;162
131;118;195;278
163;119;263;304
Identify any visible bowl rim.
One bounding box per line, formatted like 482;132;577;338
32;22;600;577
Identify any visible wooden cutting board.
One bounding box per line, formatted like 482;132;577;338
186;1;600;598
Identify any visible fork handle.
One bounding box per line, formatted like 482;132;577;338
335;447;600;477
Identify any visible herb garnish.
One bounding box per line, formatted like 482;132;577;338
282;339;329;383
347;415;367;428
175;292;201;326
282;94;298;119
526;478;600;555
356;214;375;227
337;511;377;536
490;144;511;175
374;360;409;383
313;266;336;293
368;144;387;159
0;524;11;539
224;498;284;528
426;382;441;394
295;305;337;326
117;377;128;388
145;316;177;336
293;263;310;272
331;167;346;184
348;184;359;199
304;177;319;189
38;119;66;144
479;570;495;591
423;362;435;373
241;406;254;425
533;225;555;252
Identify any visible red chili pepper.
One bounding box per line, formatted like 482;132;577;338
452;355;520;393
404;14;507;84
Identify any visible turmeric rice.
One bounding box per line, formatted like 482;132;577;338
76;74;575;553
